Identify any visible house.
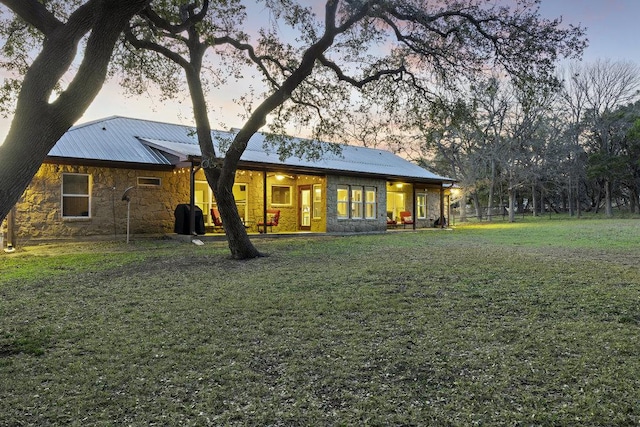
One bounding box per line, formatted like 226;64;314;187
8;116;453;240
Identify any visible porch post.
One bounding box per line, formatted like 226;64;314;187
262;170;268;234
6;206;16;251
189;162;196;235
412;183;417;230
439;186;445;228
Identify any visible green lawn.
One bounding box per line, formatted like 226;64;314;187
1;217;639;425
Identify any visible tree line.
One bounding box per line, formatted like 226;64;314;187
394;59;640;222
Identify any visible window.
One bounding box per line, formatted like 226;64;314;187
417;193;427;219
351;186;363;219
337;184;377;220
313;184;322;219
271;185;291;205
337;185;349;219
62;173;91;218
365;187;377;219
137;176;161;187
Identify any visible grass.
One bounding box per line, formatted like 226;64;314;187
1;217;639;425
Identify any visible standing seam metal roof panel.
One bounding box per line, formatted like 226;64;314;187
48;116;453;182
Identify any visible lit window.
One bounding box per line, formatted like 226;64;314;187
337;185;349;219
417;193;427;219
62;173;91;218
349;186;362;219
365;187;377;219
313;184;322;219
271;185;291;205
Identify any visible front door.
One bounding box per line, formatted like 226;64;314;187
299;185;312;231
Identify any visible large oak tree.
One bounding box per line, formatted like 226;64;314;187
0;0;151;223
119;0;585;258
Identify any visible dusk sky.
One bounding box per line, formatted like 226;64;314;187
1;0;640;143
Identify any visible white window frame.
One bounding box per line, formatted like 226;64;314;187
365;186;377;219
337;185;349;219
351;186;363;219
61;173;91;218
416;192;428;219
313;184;322;219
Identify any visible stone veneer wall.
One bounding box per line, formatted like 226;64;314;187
14;164;447;239
325;175;387;233
15;164;190;239
426;187;445;226
193;170;327;233
414;186;447;228
247;173;327;233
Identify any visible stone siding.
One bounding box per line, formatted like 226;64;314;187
15;164;189;239
326;175;387;233
14;164;447;239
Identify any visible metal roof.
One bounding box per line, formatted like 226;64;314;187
48;116;452;183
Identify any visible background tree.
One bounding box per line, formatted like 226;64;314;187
0;0;151;223
566;59;640;216
409;90;487;222
558;61;589;216
586;100;640;214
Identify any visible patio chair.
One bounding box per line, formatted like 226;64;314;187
387;216;397;228
210;208;224;232
257;209;280;233
399;211;414;228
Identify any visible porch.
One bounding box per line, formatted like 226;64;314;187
186;168;450;236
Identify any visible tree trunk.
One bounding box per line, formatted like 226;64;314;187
487;159;496;221
207;168;262;259
508;187;516;222
604;179;613;217
183;56;262;259
631;187;639;214
532;183;537;217
568;174;575;216
458;189;468;222
472;191;482;220
0;0;151;223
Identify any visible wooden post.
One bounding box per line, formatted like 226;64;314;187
6;206;16;251
440;187;445;228
262;170;268;234
412;183;416;230
189;163;196;235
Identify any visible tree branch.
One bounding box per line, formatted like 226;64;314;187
141;0;210;35
0;0;62;34
317;55;407;88
124;29;191;70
